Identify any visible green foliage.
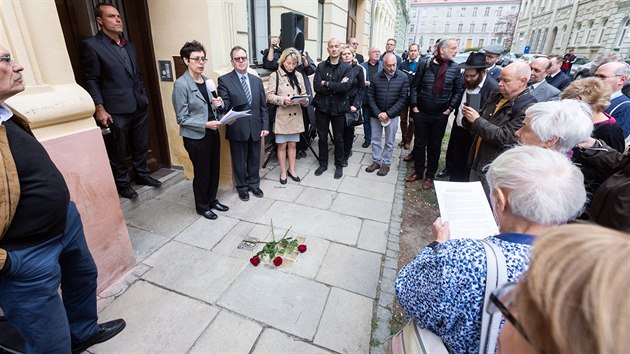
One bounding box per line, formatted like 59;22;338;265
254;221;299;262
464;47;481;52
370;338;381;347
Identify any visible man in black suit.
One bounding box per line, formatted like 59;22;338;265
546;55;572;91
80;3;161;199
347;37;364;64
441;52;498;182
218;46;269;201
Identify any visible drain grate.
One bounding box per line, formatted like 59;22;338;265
238;237;259;251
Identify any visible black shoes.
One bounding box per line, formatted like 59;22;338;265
314;166;327;176
71;319;126;354
287;170;301;182
334;167;343;179
197;210;218;220
280;173;287;185
342;158;349;167
136;176;162;187
117;186;138;199
296;150;307;159
251;187;264;198
436;169;450;178
210;202;229;212
238;190;250;201
361;141;370;148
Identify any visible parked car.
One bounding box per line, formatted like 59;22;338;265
498;53;517;67
573;59;630;80
516;53;547;63
453;52;471;64
569;56;591;77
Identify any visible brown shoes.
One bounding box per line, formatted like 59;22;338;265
365;162;380;173
422;178;434;190
377;165;390;176
403;154;414;162
398;140;406;148
404;173;422;182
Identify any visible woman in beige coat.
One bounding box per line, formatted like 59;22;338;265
266;47;309;184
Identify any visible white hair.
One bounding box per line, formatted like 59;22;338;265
525;100;593;153
486;145;586;225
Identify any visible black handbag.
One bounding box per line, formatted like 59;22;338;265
345;108;363;127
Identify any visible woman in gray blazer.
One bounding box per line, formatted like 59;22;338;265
172;41;228;220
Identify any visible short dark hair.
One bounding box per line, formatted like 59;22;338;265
94;3;117;18
180;41;206;59
230;46;247;59
408;43;420;51
387;38;396;44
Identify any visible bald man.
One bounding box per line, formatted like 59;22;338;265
462;62;537;193
596;62;630;138
528;57;560;102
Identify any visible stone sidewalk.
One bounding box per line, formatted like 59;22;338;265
91;132;406;354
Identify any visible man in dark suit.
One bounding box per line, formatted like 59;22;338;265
347;37;364;64
483;44;503;82
80;3;161;199
546;55;571;91
441;52;498;182
529;57;560;102
398;43;421;150
218;46;269;201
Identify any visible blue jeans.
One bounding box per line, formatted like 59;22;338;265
371;116;399;166
362;104;372;143
0;202;98;354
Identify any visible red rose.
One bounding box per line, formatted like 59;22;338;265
298;244;307;253
250;256;261;266
273;256;283;266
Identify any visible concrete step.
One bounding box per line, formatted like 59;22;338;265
120;168;186;213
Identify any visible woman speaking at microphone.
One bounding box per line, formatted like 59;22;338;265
172;40;229;220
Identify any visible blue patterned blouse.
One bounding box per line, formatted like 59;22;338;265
395;234;534;354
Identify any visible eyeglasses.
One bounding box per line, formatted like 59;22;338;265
0;55;12;64
593;74;623;79
232;56;248;62
189;57;208;63
487;283;531;342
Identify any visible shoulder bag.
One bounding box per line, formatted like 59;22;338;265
345;108;363;127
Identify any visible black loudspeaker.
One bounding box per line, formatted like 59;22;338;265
281;12;305;52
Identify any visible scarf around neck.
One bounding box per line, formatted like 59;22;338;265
432;55;449;95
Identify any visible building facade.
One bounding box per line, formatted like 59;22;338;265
513;0;630;58
408;0;521;53
0;0;406;290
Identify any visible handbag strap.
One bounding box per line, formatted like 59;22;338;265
478;240;508;354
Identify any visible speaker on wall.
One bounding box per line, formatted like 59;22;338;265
281;12;305;52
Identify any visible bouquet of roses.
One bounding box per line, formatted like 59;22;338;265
249;224;307;267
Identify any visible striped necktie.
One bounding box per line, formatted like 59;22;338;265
241;75;252;105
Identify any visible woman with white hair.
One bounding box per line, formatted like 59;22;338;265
514;99;593;154
395;145;586;354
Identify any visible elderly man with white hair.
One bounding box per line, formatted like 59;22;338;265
396;145;586;354
515;100;594;154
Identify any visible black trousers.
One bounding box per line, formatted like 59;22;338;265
343;125;354;159
183;131;220;213
445;123;473;182
107;107;150;187
297;107;312;152
229;137;261;192
316;110;345;168
412;112;449;179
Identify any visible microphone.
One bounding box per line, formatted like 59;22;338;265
206;79;219;98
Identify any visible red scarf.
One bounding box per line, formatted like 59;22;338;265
432;55;449;95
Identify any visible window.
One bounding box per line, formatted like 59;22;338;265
445;23;450;32
540;28;548;52
472;7;478;16
494;23;500;33
491;38;497;45
583;21;593;45
559;24;567;46
247;0;271;65
470;23;475;32
478;38;485;47
447;8;452;17
461;7;465;16
458;23;463;33
410;23;415;33
317;0;324;60
482;23;487;32
466;38;472;48
617;18;629;47
485;7;490;16
572;22;581;46
510;6;516;13
598;19;608;43
497;7;503;16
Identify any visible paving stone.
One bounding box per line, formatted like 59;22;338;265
217;267;329;339
386;249;398;259
299;169;344;191
379;291;395;307
128;226;169;262
252;328;333;353
142;242;245;303
189;310;262;353
357;220;389;254
259;177;304;202
218;191;275;221
383;257;397;270
382;267;397;281
291;236;331;279
377;305;392;322
125;198;198;238
313;287;373;353
154;179;195;208
371;345;386;354
211;221;256;257
387;242;400;252
316;243;382;298
258;200;362;245
175;215;239;250
294;187;337;210
330;193;392;223
338;176;395;202
92;281;218;353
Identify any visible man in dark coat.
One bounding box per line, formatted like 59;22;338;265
80;3;161;199
546;55;571;91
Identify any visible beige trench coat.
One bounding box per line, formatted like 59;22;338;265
266;67;306;135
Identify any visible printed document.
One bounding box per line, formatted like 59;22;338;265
434;181;499;239
220;108;251;125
